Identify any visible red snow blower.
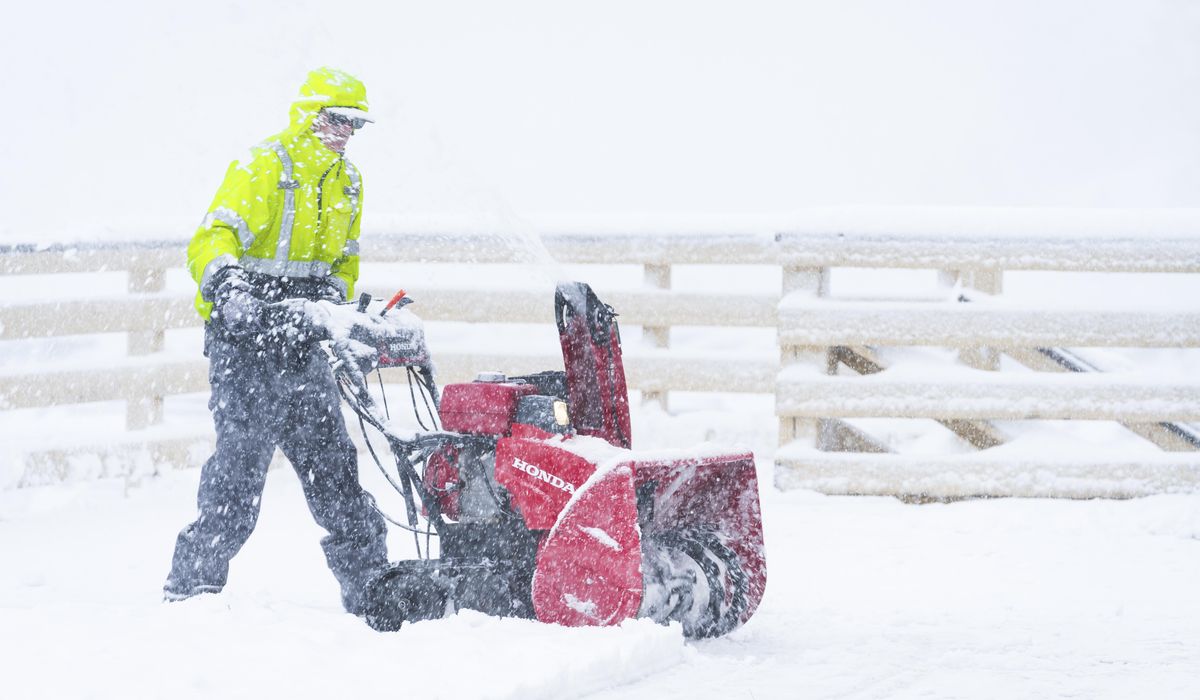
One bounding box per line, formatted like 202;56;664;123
330;282;766;638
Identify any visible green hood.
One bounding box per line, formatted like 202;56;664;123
289;67;370;129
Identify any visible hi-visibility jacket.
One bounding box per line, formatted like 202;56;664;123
188;68;369;319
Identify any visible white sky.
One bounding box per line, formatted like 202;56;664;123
3;0;1200;239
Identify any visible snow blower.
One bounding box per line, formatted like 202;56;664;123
325;282;766;638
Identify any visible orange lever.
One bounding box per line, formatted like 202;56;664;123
381;289;407;315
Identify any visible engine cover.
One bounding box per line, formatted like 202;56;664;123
439;382;538;436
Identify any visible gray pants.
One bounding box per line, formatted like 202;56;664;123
165;327;388;613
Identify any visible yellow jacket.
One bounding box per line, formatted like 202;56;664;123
187;68;369;319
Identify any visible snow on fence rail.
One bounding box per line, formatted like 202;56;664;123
3;222;1200;498
775;229;1200;499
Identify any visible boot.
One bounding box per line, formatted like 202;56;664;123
162;583;223;603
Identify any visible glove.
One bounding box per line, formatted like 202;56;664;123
331;336;380;394
332;313;392;378
317;278;348;303
323;305;408;404
210;266;268;339
209;267;331;365
263;299;333;347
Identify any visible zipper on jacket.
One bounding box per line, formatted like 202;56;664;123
314;159;341;235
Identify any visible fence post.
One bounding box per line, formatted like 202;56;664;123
642;263;671;408
127;266;166;429
778;266;832;448
959;268;1003;370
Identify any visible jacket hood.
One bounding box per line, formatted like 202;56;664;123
289;67;369;129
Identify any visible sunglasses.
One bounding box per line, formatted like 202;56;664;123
326;111;367;130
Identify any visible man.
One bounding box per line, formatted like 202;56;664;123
164;67;388;615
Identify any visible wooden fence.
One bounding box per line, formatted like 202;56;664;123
775;231;1200;498
3;227;1199;497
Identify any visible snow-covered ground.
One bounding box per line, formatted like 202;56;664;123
4;455;1200;699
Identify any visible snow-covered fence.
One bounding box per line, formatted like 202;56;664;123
0;233;779;485
0;234;779;409
775;230;1200;499
4;221;1200;498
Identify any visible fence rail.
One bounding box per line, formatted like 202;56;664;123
777;373;1200;422
778;302;1200;348
3;224;1199;497
777;231;1200;272
0;289;777;339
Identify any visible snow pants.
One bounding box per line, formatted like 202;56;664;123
164;327;388;613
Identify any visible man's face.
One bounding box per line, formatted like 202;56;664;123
312;109;358;153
